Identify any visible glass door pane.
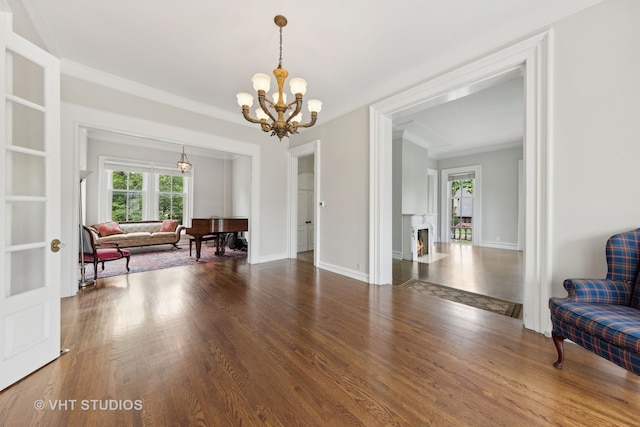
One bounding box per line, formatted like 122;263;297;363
4;48;47;297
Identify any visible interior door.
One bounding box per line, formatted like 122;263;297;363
307;190;314;249
0;19;61;391
297;189;309;252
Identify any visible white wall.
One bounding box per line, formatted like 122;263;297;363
401;140;437;215
549;0;640;291
231;155;251;218
438;145;523;247
290;108;369;278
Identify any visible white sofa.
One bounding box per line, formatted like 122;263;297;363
89;220;186;249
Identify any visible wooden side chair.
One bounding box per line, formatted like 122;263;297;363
80;225;131;279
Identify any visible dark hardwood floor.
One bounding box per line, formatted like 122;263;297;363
1;256;638;426
393;242;524;303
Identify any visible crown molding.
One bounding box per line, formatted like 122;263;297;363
433;140;523;160
61;60;247;126
393;129;432;151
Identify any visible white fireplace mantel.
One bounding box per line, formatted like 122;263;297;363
402;214;438;261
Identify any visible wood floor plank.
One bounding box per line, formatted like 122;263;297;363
1;257;639;426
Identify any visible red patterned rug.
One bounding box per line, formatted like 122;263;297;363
83;243;247;279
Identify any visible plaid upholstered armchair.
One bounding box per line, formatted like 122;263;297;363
549;228;640;375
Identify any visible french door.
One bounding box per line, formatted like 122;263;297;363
0;15;61;391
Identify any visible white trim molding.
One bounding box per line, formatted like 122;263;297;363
370;31;553;334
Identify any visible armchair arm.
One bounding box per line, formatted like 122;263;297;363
96;241;126;257
562;278;633;305
96;241;119;248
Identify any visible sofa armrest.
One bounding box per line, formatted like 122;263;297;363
562;278;633;305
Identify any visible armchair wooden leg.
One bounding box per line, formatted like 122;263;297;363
93;260;99;280
125;255;131;272
552;331;565;368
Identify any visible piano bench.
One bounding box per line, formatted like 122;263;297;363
189;235;218;257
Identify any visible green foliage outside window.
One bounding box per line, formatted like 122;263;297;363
110;171;186;223
111;171;143;221
158;175;184;223
450;179;473;196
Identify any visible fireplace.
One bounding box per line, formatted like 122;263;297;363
417;228;428;257
402;214;438;261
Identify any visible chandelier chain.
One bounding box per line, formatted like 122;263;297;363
278;25;283;69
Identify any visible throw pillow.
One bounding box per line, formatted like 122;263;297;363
94;221;124;237
160;219;178;232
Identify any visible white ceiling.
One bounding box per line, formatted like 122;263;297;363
17;0;600;156
395;75;524;158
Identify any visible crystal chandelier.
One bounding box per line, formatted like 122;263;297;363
236;15;322;141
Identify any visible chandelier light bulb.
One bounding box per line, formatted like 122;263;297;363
290;111;302;122
236;92;254;108
289;78;307;96
256;108;269;121
272;92;287;104
252;73;271;92
307;99;322;113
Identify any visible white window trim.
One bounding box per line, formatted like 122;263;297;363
98;156;192;224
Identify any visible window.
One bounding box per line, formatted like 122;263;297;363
111;171;144;221
158;175;184;223
100;157;192;224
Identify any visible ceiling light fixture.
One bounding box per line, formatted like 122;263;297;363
177;146;192;173
236;15;322;141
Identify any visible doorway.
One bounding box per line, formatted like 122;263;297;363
449;176;474;243
297;154;315;262
288;140;321;266
370;31;553;333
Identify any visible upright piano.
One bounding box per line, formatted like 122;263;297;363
186;217;248;260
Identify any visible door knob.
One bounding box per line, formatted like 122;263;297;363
51;239;62;253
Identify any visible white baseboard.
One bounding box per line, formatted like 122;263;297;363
317;261;369;283
256;254;370;284
480;241;520;250
258;252;289;263
392;251;403;260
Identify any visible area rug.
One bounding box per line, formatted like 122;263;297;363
83;244;247;279
398;279;523;319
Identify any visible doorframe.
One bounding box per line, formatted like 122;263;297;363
441;165;482;245
288;140;321;266
369;31;553;334
61;103;262;298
